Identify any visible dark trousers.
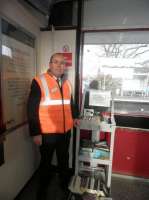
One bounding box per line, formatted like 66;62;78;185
37;131;71;200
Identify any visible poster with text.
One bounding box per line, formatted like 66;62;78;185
1;34;35;130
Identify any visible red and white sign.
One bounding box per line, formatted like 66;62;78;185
62;52;72;67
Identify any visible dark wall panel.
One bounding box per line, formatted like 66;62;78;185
0;143;4;166
50;2;73;27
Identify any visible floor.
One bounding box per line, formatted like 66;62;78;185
111;174;149;200
15;170;149;200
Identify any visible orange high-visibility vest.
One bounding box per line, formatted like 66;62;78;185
35;73;73;134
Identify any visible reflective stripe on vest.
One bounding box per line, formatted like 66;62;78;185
39;74;50;99
40;99;70;106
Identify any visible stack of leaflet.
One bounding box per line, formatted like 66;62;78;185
80;148;109;160
94;142;110;160
80;140;110;160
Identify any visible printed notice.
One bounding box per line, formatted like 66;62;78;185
89;90;111;107
1;34;35;130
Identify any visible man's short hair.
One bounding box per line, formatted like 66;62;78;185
49;53;64;63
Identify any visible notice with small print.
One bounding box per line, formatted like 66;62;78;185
89;90;111;107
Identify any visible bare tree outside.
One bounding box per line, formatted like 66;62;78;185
83;44;149;98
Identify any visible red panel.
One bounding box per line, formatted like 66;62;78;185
80;130;110;144
112;128;149;178
80;130;91;140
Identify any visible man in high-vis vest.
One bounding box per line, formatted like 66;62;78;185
27;53;80;200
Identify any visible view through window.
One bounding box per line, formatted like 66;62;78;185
82;44;149;99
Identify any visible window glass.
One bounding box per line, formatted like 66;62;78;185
82;44;149;99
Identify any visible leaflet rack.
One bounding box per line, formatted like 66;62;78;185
68;89;116;200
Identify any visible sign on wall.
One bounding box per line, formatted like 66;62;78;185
1;19;36;131
62;52;72;67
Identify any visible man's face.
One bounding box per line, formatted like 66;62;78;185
49;54;65;78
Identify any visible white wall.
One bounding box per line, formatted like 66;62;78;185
0;126;39;200
0;0;47;199
83;0;149;29
38;31;53;74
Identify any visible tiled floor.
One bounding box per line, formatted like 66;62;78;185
111;175;149;200
15;170;149;200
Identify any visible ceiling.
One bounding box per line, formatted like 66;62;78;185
18;0;76;27
18;0;74;16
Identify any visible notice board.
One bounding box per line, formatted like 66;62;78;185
0;19;36;131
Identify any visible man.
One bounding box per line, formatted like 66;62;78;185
27;53;79;200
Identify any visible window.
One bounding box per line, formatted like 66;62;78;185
82;31;149;100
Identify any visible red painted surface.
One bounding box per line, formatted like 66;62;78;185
80;130;110;144
112;128;149;178
61;52;72;67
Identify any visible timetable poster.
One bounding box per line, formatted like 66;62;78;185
1;34;35;130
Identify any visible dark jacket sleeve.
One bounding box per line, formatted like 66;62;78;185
71;96;80;119
27;79;41;136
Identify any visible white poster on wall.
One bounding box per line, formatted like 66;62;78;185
1;34;35;130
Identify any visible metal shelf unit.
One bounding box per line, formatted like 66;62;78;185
75;121;116;190
68;89;115;200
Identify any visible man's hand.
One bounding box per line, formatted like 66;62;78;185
73;119;80;127
33;135;42;146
